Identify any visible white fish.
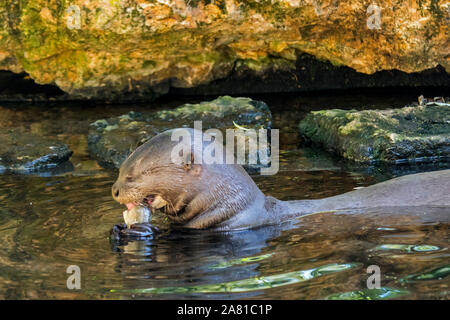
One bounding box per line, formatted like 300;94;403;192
123;206;151;227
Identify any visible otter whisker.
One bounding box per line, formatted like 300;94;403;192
168;200;176;216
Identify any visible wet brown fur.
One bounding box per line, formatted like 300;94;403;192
113;129;450;230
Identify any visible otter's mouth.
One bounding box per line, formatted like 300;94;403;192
125;195;168;212
124;195;189;221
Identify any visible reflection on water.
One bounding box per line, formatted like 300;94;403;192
326;287;410;300
0;92;449;299
111;263;361;295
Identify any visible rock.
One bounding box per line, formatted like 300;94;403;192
0;129;73;172
0;1;448;99
88;112;161;169
88;96;272;169
152;95;271;128
299;100;450;163
172;55;450;97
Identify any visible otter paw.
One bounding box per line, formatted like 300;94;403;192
127;223;159;237
110;223;159;240
110;223;127;241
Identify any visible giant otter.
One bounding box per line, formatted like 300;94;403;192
112;128;450;232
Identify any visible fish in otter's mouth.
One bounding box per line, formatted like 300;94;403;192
123;194;169;212
121;195;170;226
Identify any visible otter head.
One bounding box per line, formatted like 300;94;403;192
112;128;263;229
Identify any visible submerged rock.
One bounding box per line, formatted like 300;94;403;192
87;112;161;169
299;100;450;164
0;1;448;99
88;96;272;169
0;129;72;172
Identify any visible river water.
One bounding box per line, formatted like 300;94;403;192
0;91;448;299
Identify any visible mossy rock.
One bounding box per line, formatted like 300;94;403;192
88;96;272;169
152;96;271;129
0;128;72;173
299;102;450;163
1;1;449;99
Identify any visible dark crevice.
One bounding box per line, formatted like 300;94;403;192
171;54;450;96
0;71;66;102
0;52;449;103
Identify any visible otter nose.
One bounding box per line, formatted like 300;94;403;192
112;183;120;199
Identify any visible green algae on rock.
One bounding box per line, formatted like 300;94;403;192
0;129;72;173
88;96;272;169
299;101;450;163
0;1;449;99
153;96;271;129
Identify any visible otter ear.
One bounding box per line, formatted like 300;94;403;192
183;152;202;176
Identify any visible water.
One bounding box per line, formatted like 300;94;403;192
0;91;449;299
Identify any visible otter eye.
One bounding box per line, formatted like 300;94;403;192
126;175;133;182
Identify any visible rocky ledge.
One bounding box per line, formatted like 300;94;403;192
0;129;72;173
88;96;272;170
0;1;449;99
299;99;450;164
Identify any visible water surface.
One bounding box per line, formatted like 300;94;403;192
0;91;448;299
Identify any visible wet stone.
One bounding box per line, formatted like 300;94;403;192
299;100;450;164
88;96;272;170
87;113;161;169
0;129;72;173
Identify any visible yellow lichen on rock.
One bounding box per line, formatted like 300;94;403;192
0;0;448;98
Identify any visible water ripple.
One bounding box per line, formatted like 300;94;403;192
110;263;360;294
